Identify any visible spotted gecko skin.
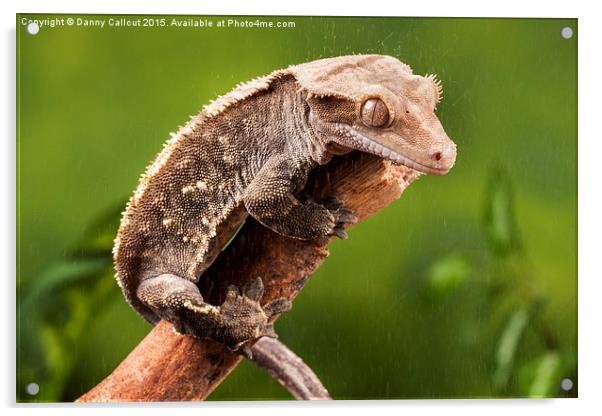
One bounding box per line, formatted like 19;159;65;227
113;55;456;349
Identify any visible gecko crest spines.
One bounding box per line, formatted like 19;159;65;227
202;69;290;119
112;215;128;260
425;73;443;103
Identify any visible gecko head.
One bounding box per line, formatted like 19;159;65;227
296;55;457;175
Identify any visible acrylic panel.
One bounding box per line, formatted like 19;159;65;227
16;14;577;402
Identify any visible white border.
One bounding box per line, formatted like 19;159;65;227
3;1;600;415
5;0;582;17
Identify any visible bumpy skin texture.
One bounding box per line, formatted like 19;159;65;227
114;54;457;349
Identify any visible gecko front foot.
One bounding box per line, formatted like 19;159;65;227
217;277;292;350
322;196;358;240
139;274;291;350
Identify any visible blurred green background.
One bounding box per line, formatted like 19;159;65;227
16;15;577;401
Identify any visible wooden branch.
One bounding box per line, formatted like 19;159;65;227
246;337;331;400
77;152;420;402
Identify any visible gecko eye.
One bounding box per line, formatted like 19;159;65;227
360;98;389;128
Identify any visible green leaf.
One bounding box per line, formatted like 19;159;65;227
424;254;471;299
493;305;533;389
20;257;111;314
17;204;125;402
527;352;563;397
484;167;521;256
517;351;564;397
71;201;126;255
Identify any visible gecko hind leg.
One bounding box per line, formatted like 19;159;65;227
136;274;291;349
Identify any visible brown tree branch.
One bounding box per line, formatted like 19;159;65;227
246;337;331;400
76;152;420;402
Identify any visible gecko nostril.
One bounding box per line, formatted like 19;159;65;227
433;151;443;161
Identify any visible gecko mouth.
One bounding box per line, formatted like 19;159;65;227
329;123;451;176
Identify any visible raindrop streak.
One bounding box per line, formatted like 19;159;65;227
561;27;573;39
26;382;39;396
27;22;39;35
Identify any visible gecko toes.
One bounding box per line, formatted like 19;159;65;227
263;297;292;318
243;277;265;302
322;195;344;211
336;208;358;225
322;196;358;239
218;283;290;350
330;225;349;240
226;284;240;299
